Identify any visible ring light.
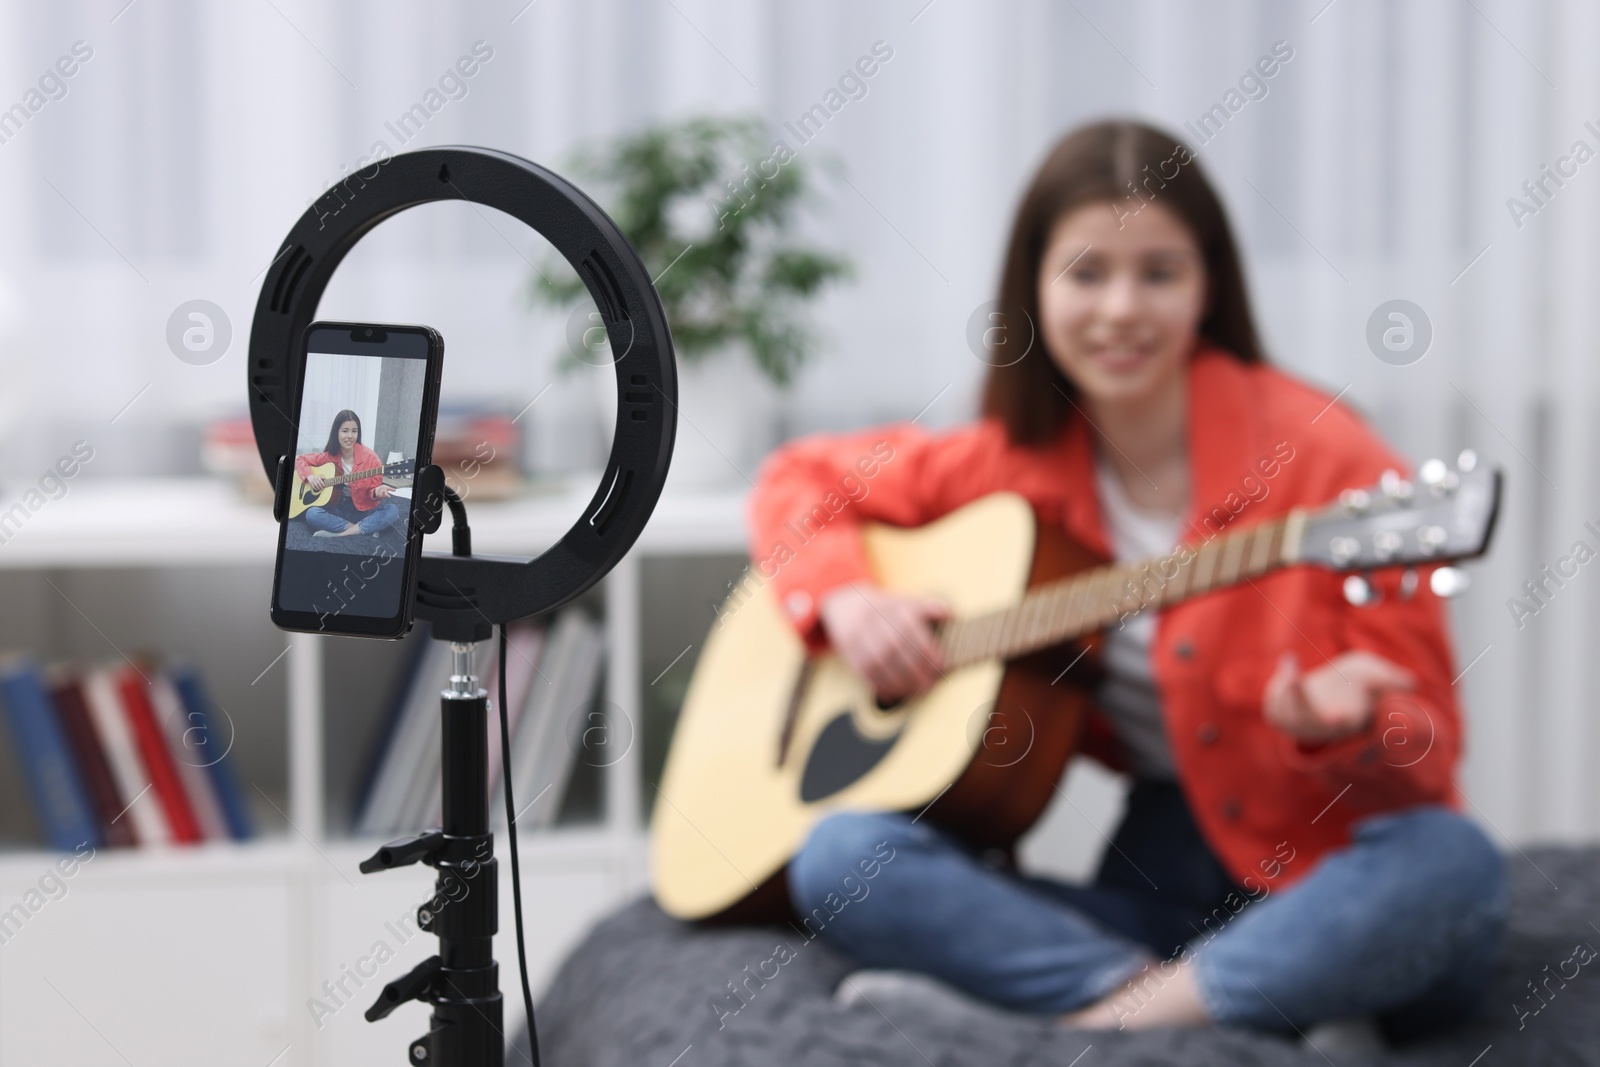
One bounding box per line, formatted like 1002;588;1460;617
247;145;677;639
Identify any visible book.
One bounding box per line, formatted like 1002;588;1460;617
434;408;523;501
113;666;203;844
358;639;444;838
486;621;548;820
355;612;603;838
0;659;102;851
170;665;255;841
352;638;429;835
495;611;605;833
47;673;136;848
356;636;455;837
82;668;170;845
150;671;228;841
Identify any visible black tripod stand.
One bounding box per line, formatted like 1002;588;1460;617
360;637;506;1065
350;483;533;1065
247;144;679;1066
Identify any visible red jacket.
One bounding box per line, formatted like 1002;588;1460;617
294;442;387;511
747;344;1464;892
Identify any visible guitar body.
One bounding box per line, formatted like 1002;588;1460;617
651;493;1109;923
288;462;338;519
287;458;413;519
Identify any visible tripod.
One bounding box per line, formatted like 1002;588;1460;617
360;639;507;1064
247;143;680;1067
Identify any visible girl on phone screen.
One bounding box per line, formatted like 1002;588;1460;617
295;409;399;538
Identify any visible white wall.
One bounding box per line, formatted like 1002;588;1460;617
0;0;1596;847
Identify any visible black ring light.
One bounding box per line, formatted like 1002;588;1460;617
247;145;676;639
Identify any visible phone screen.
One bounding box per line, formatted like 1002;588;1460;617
271;324;441;637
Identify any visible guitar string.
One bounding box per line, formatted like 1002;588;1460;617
938;513;1292;671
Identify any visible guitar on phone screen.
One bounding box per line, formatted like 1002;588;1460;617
288;459;415;519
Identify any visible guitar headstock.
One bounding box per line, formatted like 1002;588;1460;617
384;459;416;478
1298;450;1501;577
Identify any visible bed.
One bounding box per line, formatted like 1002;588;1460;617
527;846;1600;1066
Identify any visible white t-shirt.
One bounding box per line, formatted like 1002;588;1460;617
1092;451;1184;779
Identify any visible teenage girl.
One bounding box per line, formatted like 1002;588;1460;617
295;409;399;538
751;120;1507;1039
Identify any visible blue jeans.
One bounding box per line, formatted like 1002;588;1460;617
787;780;1509;1038
303;498;399;535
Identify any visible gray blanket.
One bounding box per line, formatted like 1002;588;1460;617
527;847;1600;1065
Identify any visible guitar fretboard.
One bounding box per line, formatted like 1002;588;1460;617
323;465;385;486
936;509;1308;670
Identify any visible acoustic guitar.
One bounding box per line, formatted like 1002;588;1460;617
651;453;1501;922
288;458;415;519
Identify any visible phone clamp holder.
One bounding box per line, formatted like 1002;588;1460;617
248;146;677;1066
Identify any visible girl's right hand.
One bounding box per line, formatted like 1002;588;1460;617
818;583;949;703
305;475;326;491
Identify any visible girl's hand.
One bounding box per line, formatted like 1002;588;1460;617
819;583;949;703
1263;650;1416;743
305;474;326;492
372;484;392;499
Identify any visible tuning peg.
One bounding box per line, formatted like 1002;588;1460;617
1429;565;1471;598
1340;488;1372;514
1418;458;1448;490
1416;524;1448;556
1456;448;1478;473
1379;469;1414;502
1343;573;1380;606
1399;567;1419;599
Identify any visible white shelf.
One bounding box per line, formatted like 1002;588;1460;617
0;477;277;568
0;473;747;1066
0;475;747;568
0;827;646;1067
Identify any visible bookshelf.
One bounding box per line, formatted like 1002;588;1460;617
0;475;748;1067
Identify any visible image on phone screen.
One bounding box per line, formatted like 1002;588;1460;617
273;325;439;633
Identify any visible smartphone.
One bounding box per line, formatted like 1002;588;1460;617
270;322;444;638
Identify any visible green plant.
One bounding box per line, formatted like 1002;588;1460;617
528;114;851;386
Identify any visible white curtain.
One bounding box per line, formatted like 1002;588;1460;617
295;351;382;458
0;0;1594;843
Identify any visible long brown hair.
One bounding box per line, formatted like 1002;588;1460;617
980;120;1267;445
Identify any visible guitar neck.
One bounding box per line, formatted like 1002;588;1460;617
325;465;385;486
938;509;1309;669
